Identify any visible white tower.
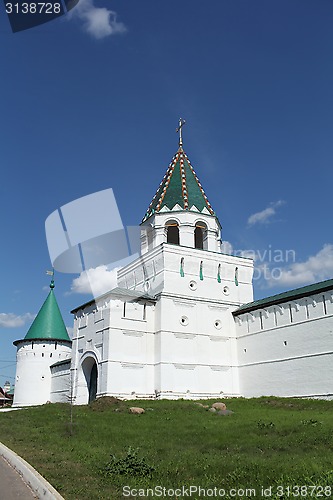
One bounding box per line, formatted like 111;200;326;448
117;120;254;398
13;280;72;407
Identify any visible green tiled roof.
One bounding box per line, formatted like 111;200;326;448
142;147;215;222
22;282;71;342
233;278;333;316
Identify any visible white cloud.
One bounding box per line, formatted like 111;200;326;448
70;265;119;297
0;313;35;328
264;244;333;288
221;240;233;255
248;200;285;226
221;240;333;290
69;0;127;39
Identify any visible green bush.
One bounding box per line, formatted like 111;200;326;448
102;447;155;478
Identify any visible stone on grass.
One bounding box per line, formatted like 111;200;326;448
208;407;217;413
129;407;145;415
212;402;227;411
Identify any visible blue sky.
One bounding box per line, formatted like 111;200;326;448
1;0;333;387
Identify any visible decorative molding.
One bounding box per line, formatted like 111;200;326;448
290;301;300;312
209;365;229;371
122;330;144;337
171;203;183;211
174;364;196;370
174;333;196;339
173;299;196;307
208;305;228;311
121;362;144;369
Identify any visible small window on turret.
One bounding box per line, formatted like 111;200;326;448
166;220;179;245
194;226;204;249
195;223;207;249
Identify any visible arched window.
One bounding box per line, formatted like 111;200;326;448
194;222;207;249
166;220;180;245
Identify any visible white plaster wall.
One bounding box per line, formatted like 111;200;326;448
50;361;71;403
119;243;253;304
118;244;165;294
236;293;333;398
117;237;253;399
13;340;71;407
71;294;156;403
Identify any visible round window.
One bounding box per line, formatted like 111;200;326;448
223;286;230;296
180;316;189;326
214;320;222;330
189;280;197;291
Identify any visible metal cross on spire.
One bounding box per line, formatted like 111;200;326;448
176;118;186;148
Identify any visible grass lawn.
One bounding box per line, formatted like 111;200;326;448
0;397;333;499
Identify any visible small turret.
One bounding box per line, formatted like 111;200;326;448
12;278;72;407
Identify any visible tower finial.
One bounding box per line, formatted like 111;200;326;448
46;268;55;289
176;118;186;148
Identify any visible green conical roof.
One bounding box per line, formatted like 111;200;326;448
142;147;215;222
24;281;71;342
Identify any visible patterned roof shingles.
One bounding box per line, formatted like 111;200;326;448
142;148;215;222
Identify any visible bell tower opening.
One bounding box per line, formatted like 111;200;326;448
166;220;180;245
195;223;207;250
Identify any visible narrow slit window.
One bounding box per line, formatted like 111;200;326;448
323;295;327;315
123;301;126;318
217;264;221;283
199;261;203;281
180;257;185;277
259;311;263;330
194;226;204;249
235;267;239;286
289;304;293;323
